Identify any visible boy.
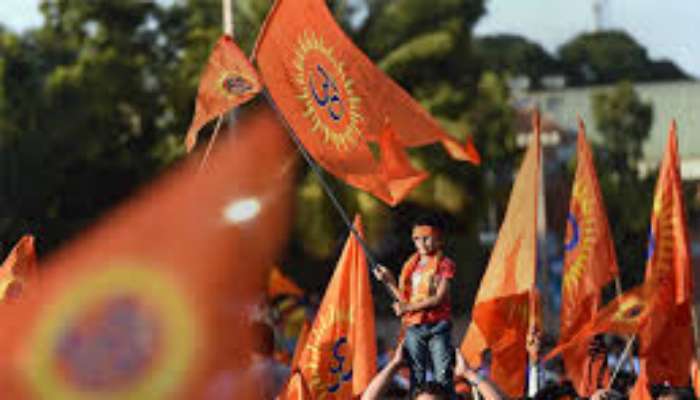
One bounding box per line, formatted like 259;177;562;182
374;215;456;395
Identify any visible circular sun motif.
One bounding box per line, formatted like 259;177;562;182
647;184;677;286
23;264;198;400
563;181;597;292
303;309;354;400
294;30;363;152
613;295;646;323
216;67;257;99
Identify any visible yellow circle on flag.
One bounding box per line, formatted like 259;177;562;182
294;30;363;152
23;264;199;400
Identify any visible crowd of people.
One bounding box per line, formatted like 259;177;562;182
246;215;697;399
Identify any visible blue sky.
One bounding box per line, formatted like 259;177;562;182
2;0;699;78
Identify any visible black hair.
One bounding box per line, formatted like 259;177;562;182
411;382;450;400
413;213;447;234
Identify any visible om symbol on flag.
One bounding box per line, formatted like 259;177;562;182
294;31;363;151
309;65;345;121
327;336;352;393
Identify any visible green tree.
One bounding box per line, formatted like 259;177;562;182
559;30;687;86
592;81;655;287
474;34;560;87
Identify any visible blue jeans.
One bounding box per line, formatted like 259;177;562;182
404;320;454;395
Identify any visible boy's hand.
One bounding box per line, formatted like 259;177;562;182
392;301;408;316
373;265;397;287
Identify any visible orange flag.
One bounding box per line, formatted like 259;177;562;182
0;235;38;302
290;319;311;372
282;372;313;400
281;215;376;399
460;113;540;398
375;121;429;201
546;285;655;360
268;266;305;299
254;0;479;205
630;362;653;400
636;121;694;386
185;35;262;151
559;119;619;396
0;104;295;399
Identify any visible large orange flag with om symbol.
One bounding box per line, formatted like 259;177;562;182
254;0;479;206
559;119;619;396
0;105;295;399
280;215;376;399
632;120;694;391
460;113;540;398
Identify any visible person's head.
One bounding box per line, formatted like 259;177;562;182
412;215;445;256
411;382;449;400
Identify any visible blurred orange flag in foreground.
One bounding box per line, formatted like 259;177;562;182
185;35;262;151
0;235;38;302
268;266;305;299
0;105;294;399
460;113;540;398
559;119;619;396
280;216;376;399
633;121;694;390
254;0;479;205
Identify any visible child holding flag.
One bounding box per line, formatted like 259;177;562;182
374;215;456;396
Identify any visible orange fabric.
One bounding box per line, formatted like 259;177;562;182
412;225;438;238
281;371;313;400
560;119;619;396
185;35;262;151
376;121;429;203
546;285;655;360
692;359;700;399
637;121;694;385
290;319;311;372
630;362;653;400
460;112;540;398
254;0;479;205
398;252;442;326
0;235;38;302
268;266;305;299
0;104;295;399
292;216;377;398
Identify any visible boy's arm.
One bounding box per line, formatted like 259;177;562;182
360;342;404;400
373;265;402;300
399;277;449;314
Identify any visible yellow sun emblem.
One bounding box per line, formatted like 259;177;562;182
613;295;646;323
294;31;363;152
647;184;677;285
303;308;354;400
563;181;597;291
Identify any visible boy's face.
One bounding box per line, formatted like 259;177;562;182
412;225;441;255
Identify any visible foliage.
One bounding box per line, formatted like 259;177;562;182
559;31;687;86
592;81;655;287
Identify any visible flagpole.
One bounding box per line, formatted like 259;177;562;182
261;90;400;300
607;335;636;390
198;0;236;170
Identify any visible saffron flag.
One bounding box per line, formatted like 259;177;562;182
269;266;305;299
559;119;619;396
636;121;694;386
375;121;429;201
283;372;313;400
546;285;655;360
281;215;376;399
290;319;312;372
460;113;540;398
0;105;295;399
185;35;262;151
0;235;38;302
254;0;479;205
